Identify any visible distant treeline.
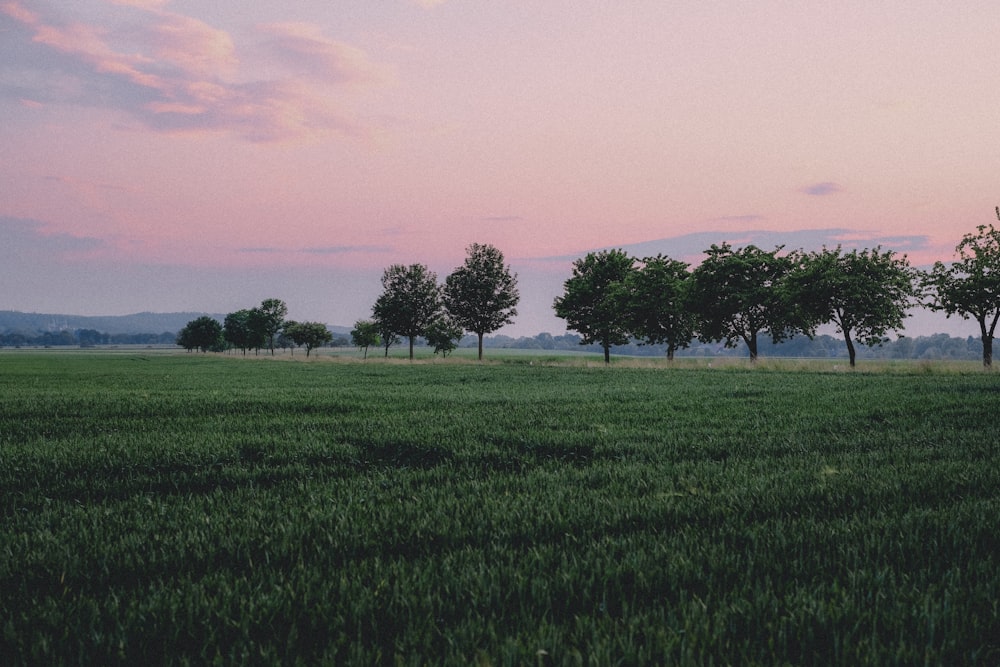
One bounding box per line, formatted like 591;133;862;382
0;328;178;347
468;331;986;362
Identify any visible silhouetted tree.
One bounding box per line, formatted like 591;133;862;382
443;243;520;360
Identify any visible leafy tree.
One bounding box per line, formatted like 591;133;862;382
223;309;263;355
553;249;636;364
923;223;1000;367
350;320;380;360
176;316;223;353
284;321;332;357
627;255;695;361
375;317;400;358
688;243;796;361
443;243;520;360
786;246;916;367
424;315;464;357
255;298;288;356
372;264;442;360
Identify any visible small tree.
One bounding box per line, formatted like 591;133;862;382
785;246;916;367
424;315;464;357
626;255;695;361
688;243;796;361
223;309;262;355
443;243;520;361
553;249;636;364
350;320;380;359
256;298;288;356
176;316;223;353
284;321;332;357
372;264;442;360
923;223;1000;367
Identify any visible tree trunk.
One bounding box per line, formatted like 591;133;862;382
981;319;993;368
408;335;415;360
666;345;675;362
477;332;484;361
747;331;758;362
603;342;611;364
844;330;857;368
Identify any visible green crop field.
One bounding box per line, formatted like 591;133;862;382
1;352;998;665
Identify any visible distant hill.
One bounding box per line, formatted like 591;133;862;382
0;310;353;336
0;311;227;335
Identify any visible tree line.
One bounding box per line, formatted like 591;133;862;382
171;222;999;368
554;222;1000;367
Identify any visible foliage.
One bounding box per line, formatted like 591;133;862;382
223;309;264;355
688;243;796;361
1;354;998;664
423;315;464;357
175;316;223;352
553;249;636;363
350;320;380;359
373;264;442;360
786;246;916;367
443;243;520;360
283;321;332;357
626;254;695;360
255;298;289;356
923;223;1000;367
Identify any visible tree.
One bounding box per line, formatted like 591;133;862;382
283;321;332;357
255;298;288;356
372;264;442;360
923;223;1000;367
176;316;223;353
553;249;636;364
688;243;796;361
350;320;380;359
626;255;695;361
223;309;263;355
443;243;520;360
424;315;464;357
786;246;916;367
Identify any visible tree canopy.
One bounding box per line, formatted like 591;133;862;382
688;243;796;361
373;264;442;360
443;243;520;360
785;247;916;367
350;320;380;360
283;321;332;357
177;316;223;353
923;223;1000;367
553;249;636;364
626;255;695;361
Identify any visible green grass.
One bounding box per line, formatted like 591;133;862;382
1;352;998;665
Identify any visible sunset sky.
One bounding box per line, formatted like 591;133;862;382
3;0;999;337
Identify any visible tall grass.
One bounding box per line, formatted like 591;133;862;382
1;352;998;665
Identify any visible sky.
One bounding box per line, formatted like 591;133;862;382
3;0;1000;338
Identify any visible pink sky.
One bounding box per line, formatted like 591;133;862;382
2;0;999;336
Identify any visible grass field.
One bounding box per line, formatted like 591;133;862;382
1;352;998;665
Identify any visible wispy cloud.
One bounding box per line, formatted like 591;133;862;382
709;214;765;224
0;1;389;142
302;245;392;255
801;182;843;196
481;215;523;223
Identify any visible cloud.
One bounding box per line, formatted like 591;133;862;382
709;214;765;224
0;1;387;142
0;216;106;259
303;245;393;255
258;22;392;85
412;0;449;8
481;215;523;222
801;182;843;196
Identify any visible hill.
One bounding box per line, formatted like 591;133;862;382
0;310;227;335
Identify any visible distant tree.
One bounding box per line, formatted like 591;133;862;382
785;246;916;367
176;316;223;353
626;255;695;361
255;298;288;356
553;249;636;364
223;309;262;355
688;243;796;361
443;243;520;360
372;264;442;360
284;321;332;357
276;322;297;354
424;315;464;357
923;223;1000;367
350;319;380;359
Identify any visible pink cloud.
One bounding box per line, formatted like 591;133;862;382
258;22;393;86
0;1;386;142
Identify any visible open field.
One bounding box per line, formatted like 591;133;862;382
1;352;998;665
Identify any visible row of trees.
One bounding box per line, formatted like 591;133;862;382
353;243;520;361
554;223;1000;367
0;329;176;347
177;299;335;356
